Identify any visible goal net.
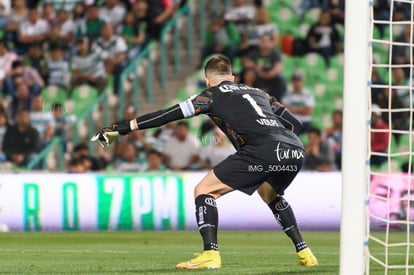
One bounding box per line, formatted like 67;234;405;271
341;0;413;274
368;0;414;274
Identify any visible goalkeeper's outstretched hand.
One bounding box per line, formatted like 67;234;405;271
90;121;132;148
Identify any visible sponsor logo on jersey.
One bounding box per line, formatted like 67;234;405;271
218;84;261;93
205;198;217;207
256;118;279;126
274;142;305;161
275;199;289;211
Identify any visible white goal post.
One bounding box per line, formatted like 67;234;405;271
341;0;414;274
340;0;370;274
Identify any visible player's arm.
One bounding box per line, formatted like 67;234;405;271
268;95;303;135
91;90;212;147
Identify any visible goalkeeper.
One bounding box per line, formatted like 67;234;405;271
92;55;318;269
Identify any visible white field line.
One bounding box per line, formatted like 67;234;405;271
0;249;408;257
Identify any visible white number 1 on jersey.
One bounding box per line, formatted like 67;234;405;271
242;94;266;118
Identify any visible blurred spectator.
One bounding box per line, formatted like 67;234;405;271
99;0;126;28
2;109;38;166
4;60;44;99
47;23;65;49
120;11;146;61
115;129;155;166
18;8;49;54
327;0;345;25
201;13;240;64
4;0;28;47
145;0;175;40
0;0;11;30
224;0;256;33
375;88;409;145
282;72;315;133
123;103;136;120
146;149;166;171
71;37;107;91
303;127;336;171
29;94;55;148
370;67;384;105
55;9;75;44
47;45;70;90
252;0;267;20
93;23;127;93
79;155;93;172
236;67;257;87
153;121;175;153
242;35;286;99
244;34;286;99
10;77;32;118
72;143;105;171
41;2;56;25
51;103;74;153
164;121;200;170
115;142;144;172
305;10;340;65
392;24;412;76
240;0;278;56
200;127;236;169
132;0;148;24
370;104;389;167
93;20;126;59
392;67;410;108
68;157;86;173
77;4;105;42
22;42;48;81
0;111;8;162
0;40;18;85
72;2;88;38
322;110;342;170
114;104;154;164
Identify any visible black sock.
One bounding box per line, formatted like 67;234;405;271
268;196;308;252
195;194;219;251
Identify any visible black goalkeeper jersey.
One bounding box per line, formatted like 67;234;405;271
179;81;303;151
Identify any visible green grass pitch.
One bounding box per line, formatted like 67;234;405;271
0;231;409;274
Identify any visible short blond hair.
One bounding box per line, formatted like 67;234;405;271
204;55;232;77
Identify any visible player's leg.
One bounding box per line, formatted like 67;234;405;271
257;183;308;252
257;182;318;266
193;170;233;252
176;170;233;269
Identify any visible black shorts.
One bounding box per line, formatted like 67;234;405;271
213;142;304;195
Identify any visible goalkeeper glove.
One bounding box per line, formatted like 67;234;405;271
90;121;132;148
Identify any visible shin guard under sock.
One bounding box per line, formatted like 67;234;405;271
195;194;219;251
268;196;308;252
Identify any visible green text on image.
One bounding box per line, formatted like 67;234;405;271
97;175;186;230
23;175;186;231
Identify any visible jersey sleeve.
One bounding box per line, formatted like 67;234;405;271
135;90;213;129
268;94;303;135
178;89;213;118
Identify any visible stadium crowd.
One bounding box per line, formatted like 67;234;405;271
0;0;412;173
0;0;185;168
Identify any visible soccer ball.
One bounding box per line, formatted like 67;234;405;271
0;223;10;232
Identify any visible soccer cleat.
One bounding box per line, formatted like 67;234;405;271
176;250;221;269
297;247;318;266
